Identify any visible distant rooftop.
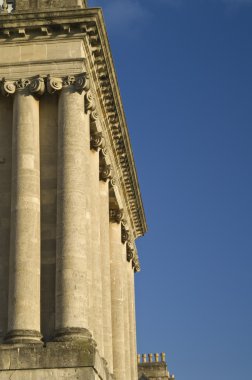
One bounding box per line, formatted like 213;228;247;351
138;353;175;380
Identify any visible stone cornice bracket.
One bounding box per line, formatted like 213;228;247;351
47;76;63;94
109;208;123;224
100;163;112;182
90;131;105;151
0;79;16;96
85;90;96;113
29;77;45;97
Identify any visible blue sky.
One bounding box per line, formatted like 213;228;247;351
88;1;252;379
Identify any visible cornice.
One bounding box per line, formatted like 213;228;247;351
0;7;147;240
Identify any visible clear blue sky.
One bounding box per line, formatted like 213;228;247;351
92;1;252;379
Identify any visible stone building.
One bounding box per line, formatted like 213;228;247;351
0;0;147;379
138;353;175;380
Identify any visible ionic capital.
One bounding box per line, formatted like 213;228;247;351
132;256;140;272
15;78;30;90
1;79;16;96
29;77;45;97
126;241;134;261
100;163;113;182
85;90;96;112
1;77;45;97
75;73;90;93
121;224;129;244
90;131;105;151
109;208;123;224
47;76;63;94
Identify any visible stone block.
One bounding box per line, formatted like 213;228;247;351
0;340;112;380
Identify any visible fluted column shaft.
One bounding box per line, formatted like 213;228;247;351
55;85;91;340
90;147;103;354
128;263;138;380
110;221;126;380
100;180;113;372
6;89;41;343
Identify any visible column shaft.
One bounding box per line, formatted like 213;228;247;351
55;86;91;340
128;264;138;380
7;90;41;343
110;221;126;380
123;244;131;379
100;180;113;372
90;149;103;354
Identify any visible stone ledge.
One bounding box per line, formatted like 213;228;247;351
0;340;113;380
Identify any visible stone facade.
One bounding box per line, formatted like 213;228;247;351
0;1;146;379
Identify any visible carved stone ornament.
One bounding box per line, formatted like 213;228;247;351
121;224;129;244
127;240;134;262
90;110;99;122
47;76;63;94
1;80;16;96
75;73;90;93
63;75;76;86
90;131;105;151
109;208;123;224
100;163;112;182
110;177;117;188
29;77;45;97
85;90;96;112
127;247;134;262
16;78;30;89
133;257;140;272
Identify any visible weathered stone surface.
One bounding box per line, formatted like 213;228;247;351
0;340;112;379
15;0;87;11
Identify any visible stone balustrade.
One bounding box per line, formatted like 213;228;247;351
137;352;166;363
137;352;175;380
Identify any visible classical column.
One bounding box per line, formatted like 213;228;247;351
100;159;113;372
129;251;139;380
5;78;44;343
53;74;92;340
122;234;131;380
89;129;104;355
110;209;126;380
